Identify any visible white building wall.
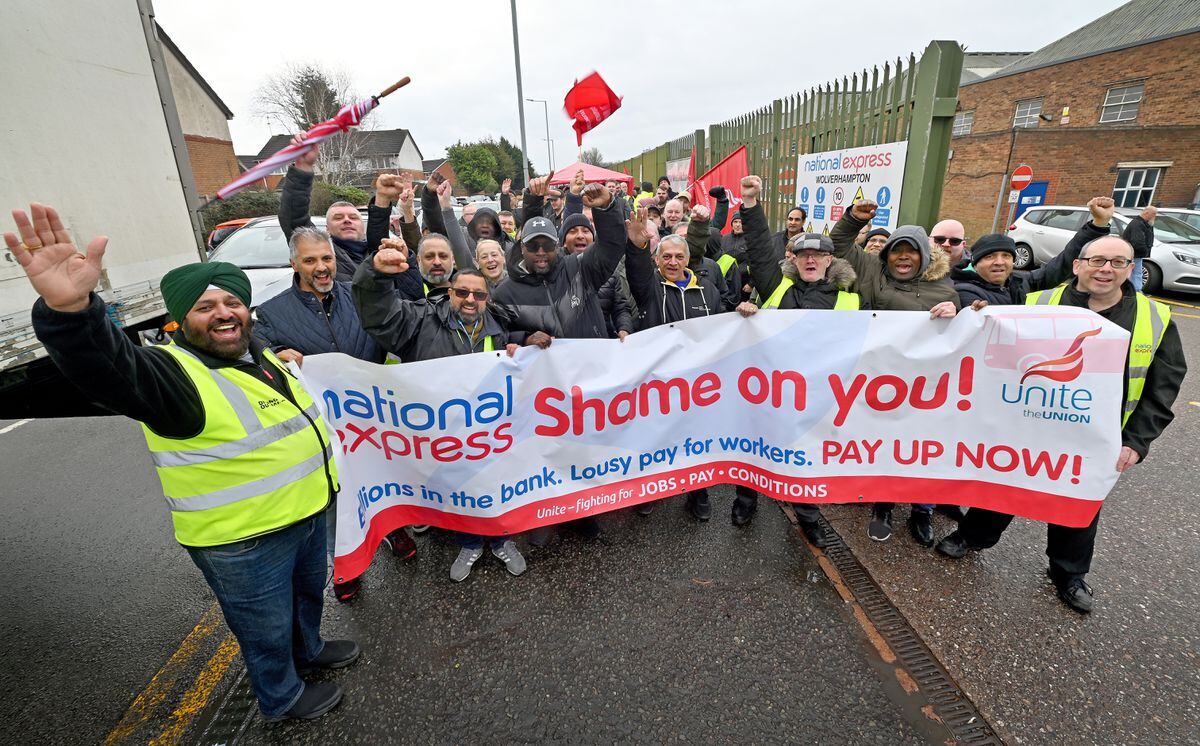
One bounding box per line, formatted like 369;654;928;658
162;45;231;140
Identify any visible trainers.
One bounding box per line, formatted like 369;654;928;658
382;529;417;560
687;492;712;522
449;546;484;582
263;681;343;723
936;504;968;521
333;577;361;604
634;502;655;516
867;506;893;541
731;500;756;527
297;639;360;675
799;519;830;548
908;509;934;547
491;539;527;576
934;531;976;559
1056;577;1094;614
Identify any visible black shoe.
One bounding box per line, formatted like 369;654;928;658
567;517;601;540
687;493;712;522
1056;577;1094;614
333;578;361;604
731;501;756;527
634;502;655;516
935;531;975;559
908;510;934;547
799;519;830;549
264;681;343;723
936;504;969;521
297;639;360;675
867;507;892;541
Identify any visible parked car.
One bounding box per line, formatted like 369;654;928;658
206;217;253;252
206;216;299;306
1007;205;1200;294
1157;207;1200;232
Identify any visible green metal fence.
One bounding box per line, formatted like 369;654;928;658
617;41;963;230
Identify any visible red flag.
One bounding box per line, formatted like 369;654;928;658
563;72;622;146
689;146;749;235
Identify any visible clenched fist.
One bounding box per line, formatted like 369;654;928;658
850;201;878;221
690;204;711;222
740;176;762;206
1087;196;1115;227
374;238;410;274
528;177;549;197
582;182;612;209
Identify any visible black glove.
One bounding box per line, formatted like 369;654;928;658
708;186;727;200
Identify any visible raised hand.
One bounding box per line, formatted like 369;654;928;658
708;185;727;200
528;177;548;197
501;178;513;196
397;177;415;213
850;200;878;221
625;210;652;249
291;134;318;172
1087;196;1115;227
570;169;586;196
740;176;762;206
4;203;107;313
374;238;410;274
581;182;611;209
690;204;711;222
437;179;454;209
375;173;403;205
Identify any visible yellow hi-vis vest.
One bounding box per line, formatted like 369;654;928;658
1025;286;1171;427
762;278;860;310
716;254;737;276
385;328;496;364
141;344;338;547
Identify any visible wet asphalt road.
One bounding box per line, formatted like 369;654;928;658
0;295;1195;744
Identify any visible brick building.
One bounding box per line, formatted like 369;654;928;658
157;25;239;201
422;158;458;189
940;0;1200;239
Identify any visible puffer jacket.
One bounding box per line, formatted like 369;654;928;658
598;274;635;337
685;218;739;311
740;201;861;309
625;245;724;329
491;197;626;340
830;212;959;311
254;276;383;362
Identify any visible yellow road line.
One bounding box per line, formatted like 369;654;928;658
149;635;241;746
1149;295;1200;310
1169;311;1200;319
104;603;223;745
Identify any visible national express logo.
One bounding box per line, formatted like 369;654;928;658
984;313;1124;425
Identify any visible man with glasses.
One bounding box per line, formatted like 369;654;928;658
937;221;1186;613
930;219;969;269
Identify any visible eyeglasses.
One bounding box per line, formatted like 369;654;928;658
1080;256;1131;269
931;236;964;246
451;288;489;301
525;242;556;254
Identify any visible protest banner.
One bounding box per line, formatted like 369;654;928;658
795;141;908;235
298;308;1129;583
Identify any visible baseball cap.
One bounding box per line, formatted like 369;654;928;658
520;216;559;245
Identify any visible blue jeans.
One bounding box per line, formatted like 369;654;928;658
187;512;328;718
1131;258;1144;291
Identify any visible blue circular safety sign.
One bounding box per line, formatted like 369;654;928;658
876;186;891;207
800;186;810;202
816;187;826;203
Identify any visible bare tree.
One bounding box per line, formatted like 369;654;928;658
253;63;373;186
580;146;606;167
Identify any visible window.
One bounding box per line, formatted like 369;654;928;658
1041;210;1088;232
1100;83;1143;123
1013;98;1043;128
1112;167;1160;208
1021;209;1048;225
952;111;974;137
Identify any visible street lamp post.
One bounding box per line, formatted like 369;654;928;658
509;0;530;186
527;98;552;176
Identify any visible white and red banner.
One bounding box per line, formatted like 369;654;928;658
298;308;1130;583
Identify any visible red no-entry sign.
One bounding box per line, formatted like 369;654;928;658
1011;165;1034;191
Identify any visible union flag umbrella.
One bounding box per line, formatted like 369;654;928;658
563;72;622;147
216;76;412;201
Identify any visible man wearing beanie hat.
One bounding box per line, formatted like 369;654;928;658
862;227;890;254
831;199;961;546
952;197;1115;307
11;203;356;723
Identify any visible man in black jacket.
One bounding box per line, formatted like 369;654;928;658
1122;205;1156;292
277;135;365;280
770;206;807;264
937;231;1187;613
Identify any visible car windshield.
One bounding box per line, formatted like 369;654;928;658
209;221;291;267
1153;214;1200;243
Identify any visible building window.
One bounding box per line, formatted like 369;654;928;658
952;110;974;137
1113;167;1160;208
1100;83;1144;124
1013;98;1043;128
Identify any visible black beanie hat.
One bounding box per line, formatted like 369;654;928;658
558;212;595;243
863;227;890;243
970;233;1018;265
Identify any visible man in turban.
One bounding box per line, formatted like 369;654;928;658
7;203;357;723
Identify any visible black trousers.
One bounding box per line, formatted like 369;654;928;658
733;485;820;523
958;507;1101;582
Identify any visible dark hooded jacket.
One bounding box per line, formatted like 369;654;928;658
685;217;738;311
830;212;960;311
491;196;626;339
952;220;1106;306
467;207;512;254
254;276;383;362
740;202;861;309
1122;215;1155;259
364;198;427;301
625;237;724;329
279;165;365;283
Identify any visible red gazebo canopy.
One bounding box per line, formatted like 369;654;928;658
548;161;634;194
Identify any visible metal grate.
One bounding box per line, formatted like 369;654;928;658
192;668;256;746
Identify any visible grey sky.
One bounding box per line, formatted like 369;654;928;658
154;0;1129;175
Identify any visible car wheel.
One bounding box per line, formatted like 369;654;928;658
1013;243;1034;270
1142;261;1163;294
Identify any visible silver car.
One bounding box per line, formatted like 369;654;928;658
1007;205;1200;294
1157;208;1200;232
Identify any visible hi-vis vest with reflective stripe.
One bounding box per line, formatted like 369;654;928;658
141;344;338;547
762;278;860;310
1026;286;1171;427
716;254;737;276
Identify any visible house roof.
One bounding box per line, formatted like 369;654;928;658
971;0;1200;83
155;24;234;119
423;158;447;173
960;52;1031;84
254;128;419;161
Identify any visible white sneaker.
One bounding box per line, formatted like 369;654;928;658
491;539;527;576
449;546;484;582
